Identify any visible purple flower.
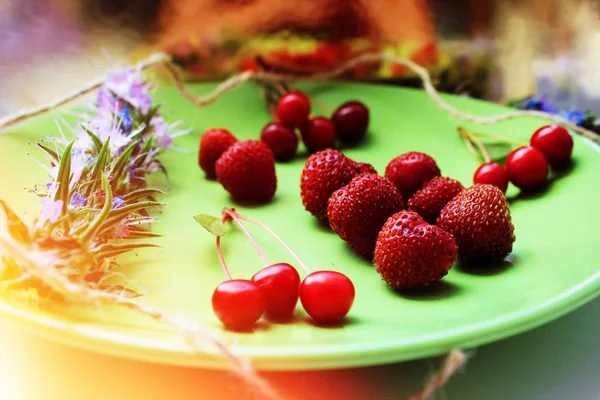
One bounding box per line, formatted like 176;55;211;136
151;116;173;149
104;68;153;115
112;196;125;209
39;197;63;224
70;193;87;208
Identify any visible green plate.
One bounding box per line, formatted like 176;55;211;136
0;82;599;370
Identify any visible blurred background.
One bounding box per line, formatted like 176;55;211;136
1;0;599;118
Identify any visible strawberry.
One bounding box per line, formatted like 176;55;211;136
384;152;441;200
355;162;378;175
328;174;404;259
300;149;367;220
374;210;457;289
199;128;238;179
408;176;464;224
437;184;515;263
215;140;277;202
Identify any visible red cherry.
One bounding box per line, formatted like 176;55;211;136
275;92;311;129
530;125;573;167
473;162;509;193
301;116;337;153
260;122;298;162
252;263;301;320
299;271;355;323
331;101;369;143
505;146;549;191
212;279;265;331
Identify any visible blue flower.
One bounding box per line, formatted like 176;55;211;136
120;107;133;134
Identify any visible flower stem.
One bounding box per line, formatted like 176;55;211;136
227;209;313;275
222;209;270;266
216;236;232;280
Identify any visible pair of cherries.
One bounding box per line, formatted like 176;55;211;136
212;264;354;331
473;125;574;193
210;209;355;331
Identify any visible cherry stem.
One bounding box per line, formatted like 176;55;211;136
255;55;333;115
458;127;491;163
222;209;270;266
310;96;334;115
225;208;313;275
216;236;232;280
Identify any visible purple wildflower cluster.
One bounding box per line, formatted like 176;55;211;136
37;67;188;233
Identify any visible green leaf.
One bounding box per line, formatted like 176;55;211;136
125;230;163;240
193;214;226;237
87;137;110;197
98;201;164;234
0;200;30;243
36;143;59;163
81;124;103;152
54;141;75;213
140;135;154;155
79;174;113;244
109;140;140;189
484;142;513;162
122;188;165;204
92;242;160;259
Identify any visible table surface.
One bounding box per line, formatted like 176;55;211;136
0;297;597;400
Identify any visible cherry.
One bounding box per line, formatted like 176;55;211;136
223;208;356;324
211;234;265;330
299;271;355;323
301;116;336;153
252;263;301;320
473;162;509;193
275;91;311;129
530;125;573;167
260;122;298;162
505;146;549;191
331;101;369;143
212;280;266;331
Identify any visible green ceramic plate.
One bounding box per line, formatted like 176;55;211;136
0;82;599;371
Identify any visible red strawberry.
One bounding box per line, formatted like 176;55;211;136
374;210;457;289
215;140;277;202
328;174;405;259
437;184;515;263
355;162;378;175
384;152;441;199
199;128;238;179
300;149;361;220
408;176;464;224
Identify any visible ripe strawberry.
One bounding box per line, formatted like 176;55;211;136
384;152;441;200
355;162;378;175
199;128;238;179
300;149;362;220
215;140;277;202
374;210;457;289
328;174;404;259
437;184;515;263
408;176;464;224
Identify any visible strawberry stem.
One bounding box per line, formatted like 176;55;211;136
222;208;270;266
226;209;313;275
216;236;232;280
